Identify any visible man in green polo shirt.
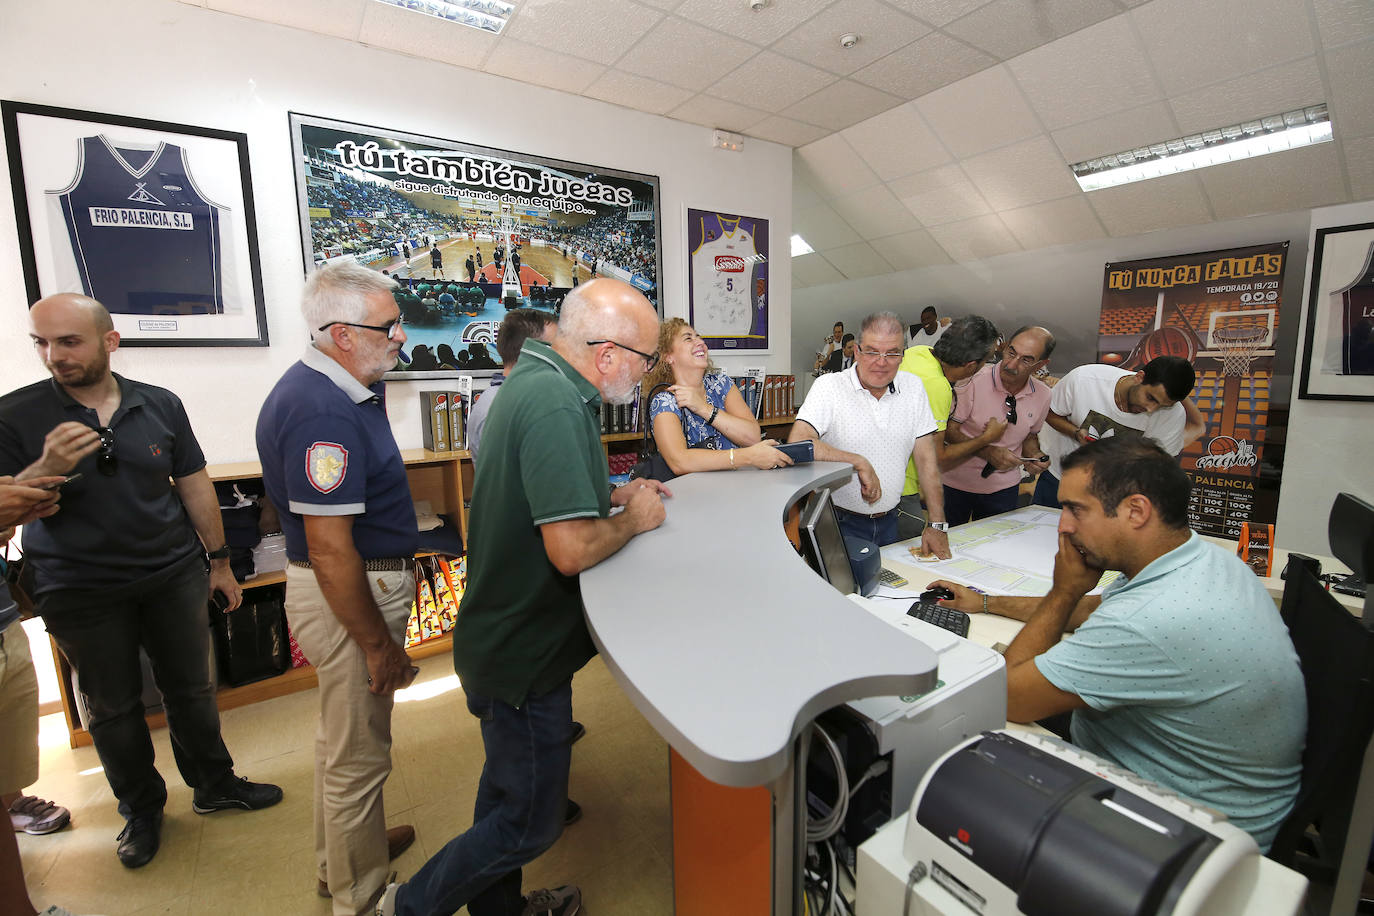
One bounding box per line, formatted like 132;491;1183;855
895;315;1002;541
381;279;669;916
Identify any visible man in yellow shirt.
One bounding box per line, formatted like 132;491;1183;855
896;315;1002;541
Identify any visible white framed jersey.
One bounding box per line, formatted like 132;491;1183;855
691;215;758;338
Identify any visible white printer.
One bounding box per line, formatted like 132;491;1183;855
857;730;1308;916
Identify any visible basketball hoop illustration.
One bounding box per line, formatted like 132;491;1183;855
1215;325;1268;378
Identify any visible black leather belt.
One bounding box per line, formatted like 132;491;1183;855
834;506;897;520
289;557;408;571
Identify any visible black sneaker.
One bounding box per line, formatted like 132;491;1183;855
192;775;283;814
115;811;162;868
564;800;582;826
521;885;581;916
568;722;586;745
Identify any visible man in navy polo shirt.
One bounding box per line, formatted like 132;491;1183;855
0;294;282;871
256;260;419;915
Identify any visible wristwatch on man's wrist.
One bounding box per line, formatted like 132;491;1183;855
928;522;951;532
206;545;232;560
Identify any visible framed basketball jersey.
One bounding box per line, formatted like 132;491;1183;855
688;208;770;352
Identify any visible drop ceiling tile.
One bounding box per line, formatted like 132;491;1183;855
944;0;1120;60
616;17;758;91
175;0;207;6
360;1;498;66
485;38;608;93
772;0;931;76
999;196;1106;250
888;162;972;199
851;31;996;99
794;200;863;250
1344;136;1374;200
584;70;694;115
914;66;1042;159
781;80;904;131
1051;102;1179;164
1131;0;1315;97
881;0;993;28
962;135;1082;211
505;0;664;65
206;0;365;39
1085;172;1213;236
1312;0;1374;48
1326;39;1374;139
829;184;923;238
1008;14;1162;131
705;51;835;113
927;214;1021;262
897;178;993;227
674;0;837;46
1169;56;1325;136
792;252;848;286
795;133;882;198
823;241;896;278
869;229;954;270
750;116;830;147
1195;143;1348;221
841;103;951;181
668;94;768;132
635;0;687;9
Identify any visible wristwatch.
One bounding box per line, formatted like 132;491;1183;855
206;545;232;560
928;522;951;532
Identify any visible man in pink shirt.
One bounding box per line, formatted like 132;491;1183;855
942;326;1055;523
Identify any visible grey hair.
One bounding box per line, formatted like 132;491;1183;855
302;259;398;343
933;315;1000;366
860;311;905;340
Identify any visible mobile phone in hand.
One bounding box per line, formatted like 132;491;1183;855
41;473;83;490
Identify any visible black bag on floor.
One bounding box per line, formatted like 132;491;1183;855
210;585;290;687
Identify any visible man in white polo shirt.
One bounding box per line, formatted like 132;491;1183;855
790;312;951;556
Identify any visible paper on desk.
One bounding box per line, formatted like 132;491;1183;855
883;506;1119;597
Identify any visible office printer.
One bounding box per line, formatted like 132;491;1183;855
856;730;1307;916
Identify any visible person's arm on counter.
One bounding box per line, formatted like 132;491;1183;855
541;479;669;576
788;419;881;503
911;432;951;560
928;578;1100;630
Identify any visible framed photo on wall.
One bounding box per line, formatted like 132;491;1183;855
1299;221;1374;401
2;100;269;346
687;207;770;352
287;111;662;380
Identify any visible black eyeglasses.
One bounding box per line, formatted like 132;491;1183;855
95;426;117;476
1004;394;1018;426
586;339;660;372
318;317;405;340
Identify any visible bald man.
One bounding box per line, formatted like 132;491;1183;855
378;279;671;916
0;294;282;871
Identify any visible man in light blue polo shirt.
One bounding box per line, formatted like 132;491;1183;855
933;436;1305;850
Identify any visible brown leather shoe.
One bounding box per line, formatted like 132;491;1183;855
316;825;417;898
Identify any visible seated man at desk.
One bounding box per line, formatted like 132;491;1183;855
932;436;1305;850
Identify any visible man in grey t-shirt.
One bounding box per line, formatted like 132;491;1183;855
466;309;557;461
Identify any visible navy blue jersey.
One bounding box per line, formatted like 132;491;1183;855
51;135;225;315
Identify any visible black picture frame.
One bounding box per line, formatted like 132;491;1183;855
1299;221;1374;401
3;100;269;346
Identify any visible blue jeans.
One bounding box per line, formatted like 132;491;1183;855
39;557;233;819
397;678;573;916
1031;470;1062;509
943;484;1021;525
835;506;899;547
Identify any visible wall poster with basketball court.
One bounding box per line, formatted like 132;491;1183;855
1097;242;1289;539
288;112;662;379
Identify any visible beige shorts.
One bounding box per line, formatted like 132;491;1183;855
0;619;41;794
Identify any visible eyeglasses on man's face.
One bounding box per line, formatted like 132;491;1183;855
586;339;660;372
318;316;406;340
857;347;904;363
1002;343;1042;368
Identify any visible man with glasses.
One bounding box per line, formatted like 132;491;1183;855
0;293;282;870
256;260;419;914
941;326;1056;524
378;278;669;916
790;312;951;554
894;315;1003;541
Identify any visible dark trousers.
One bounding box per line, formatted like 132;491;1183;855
1032;470;1062;509
40;559;233;819
943;484;1021;526
836;506;900;547
397;678;573;916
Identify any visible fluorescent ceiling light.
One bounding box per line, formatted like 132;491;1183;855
791;234;814;257
1071;105;1332;192
373;0;514;34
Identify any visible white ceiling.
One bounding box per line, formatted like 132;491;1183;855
176;0;1374;284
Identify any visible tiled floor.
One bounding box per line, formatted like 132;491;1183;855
18;654;674;916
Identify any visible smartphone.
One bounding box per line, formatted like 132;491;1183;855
776;441;814;463
41;473;83;490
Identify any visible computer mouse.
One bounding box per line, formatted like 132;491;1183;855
919;585;955;602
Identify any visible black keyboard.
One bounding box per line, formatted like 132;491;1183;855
906;600;971;637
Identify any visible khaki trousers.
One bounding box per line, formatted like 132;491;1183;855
286;565;414;916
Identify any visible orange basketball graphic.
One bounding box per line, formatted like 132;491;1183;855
1100;352;1124;364
1140;326;1197;362
1207;436;1239;458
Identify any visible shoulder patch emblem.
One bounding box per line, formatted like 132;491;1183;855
306;441;349;493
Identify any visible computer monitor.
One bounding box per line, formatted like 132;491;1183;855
799;488;857;595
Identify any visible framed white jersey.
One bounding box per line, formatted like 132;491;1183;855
688;208;770;352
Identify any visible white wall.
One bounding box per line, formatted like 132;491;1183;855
793;204;1374;553
0;0;793;462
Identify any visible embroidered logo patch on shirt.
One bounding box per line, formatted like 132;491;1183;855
306;442;348;493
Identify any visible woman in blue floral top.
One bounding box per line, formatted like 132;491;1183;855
643;318;792;476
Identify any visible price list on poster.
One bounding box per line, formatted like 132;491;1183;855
1186;474;1255;538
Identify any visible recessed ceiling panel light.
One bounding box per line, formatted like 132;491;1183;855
791;234;814;257
373;0;514;34
1071;104;1332;191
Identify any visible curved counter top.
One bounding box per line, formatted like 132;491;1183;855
581;461;938;787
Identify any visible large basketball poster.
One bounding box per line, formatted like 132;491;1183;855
1097;242;1288;539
